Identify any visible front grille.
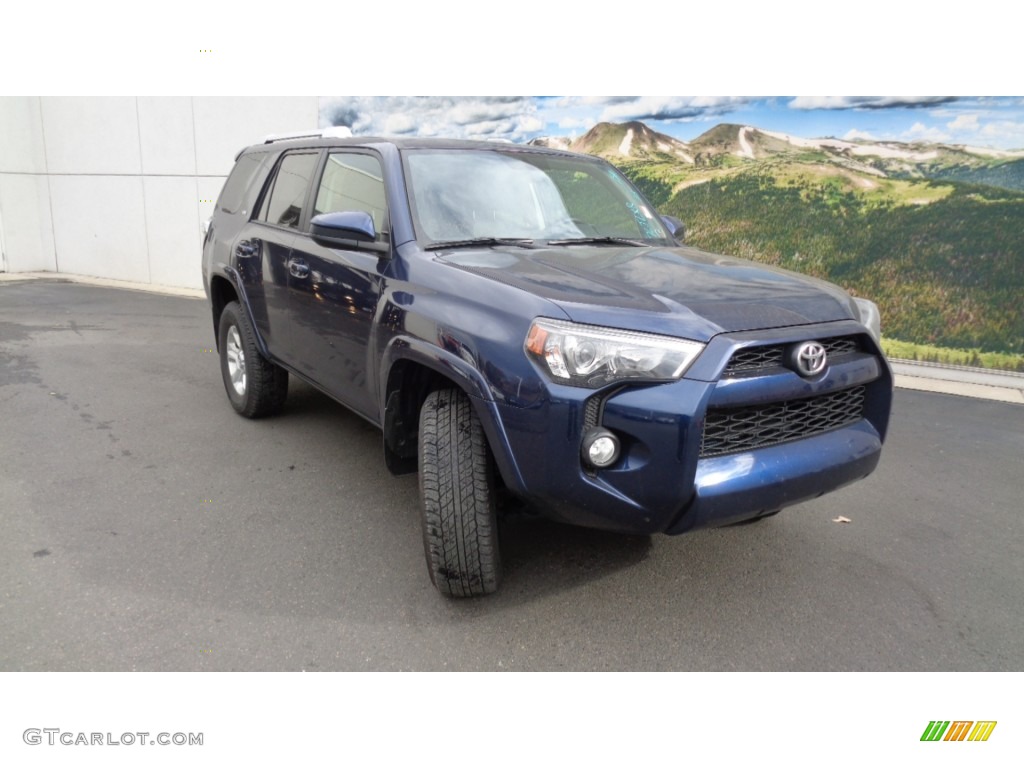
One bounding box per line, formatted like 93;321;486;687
723;336;861;376
700;386;866;458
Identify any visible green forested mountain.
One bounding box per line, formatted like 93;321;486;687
925;158;1024;191
658;175;1024;355
534;122;1024;360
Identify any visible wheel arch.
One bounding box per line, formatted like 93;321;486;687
208;267;269;358
379;338;526;494
209;274;238;350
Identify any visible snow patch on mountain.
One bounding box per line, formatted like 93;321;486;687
659;140;693;163
849;145;939;161
762;127;940;161
759;128;856;151
736;126;755;159
618;128;634;156
960;145;1024;158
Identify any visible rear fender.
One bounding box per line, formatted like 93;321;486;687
212;265;271;359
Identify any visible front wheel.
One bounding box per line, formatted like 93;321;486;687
418;388;502;597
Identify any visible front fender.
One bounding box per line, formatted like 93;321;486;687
380;335;494;403
379;336;528;494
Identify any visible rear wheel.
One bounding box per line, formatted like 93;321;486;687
418;388;502;597
217;301;288;418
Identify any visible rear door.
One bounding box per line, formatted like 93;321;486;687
286;150;390;419
234;150;321;365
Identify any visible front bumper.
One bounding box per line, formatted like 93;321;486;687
487;321;892;535
673;421;880;532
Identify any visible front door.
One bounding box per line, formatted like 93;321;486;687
287;150;391;420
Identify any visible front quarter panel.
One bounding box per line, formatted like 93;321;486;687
376;243;571;410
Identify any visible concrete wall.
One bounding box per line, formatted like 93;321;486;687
0;97;319;289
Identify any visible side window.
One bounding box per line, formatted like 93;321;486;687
258;152;319;230
313;152;389;243
216;152;268;214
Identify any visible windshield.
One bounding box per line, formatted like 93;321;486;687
403;149;672;246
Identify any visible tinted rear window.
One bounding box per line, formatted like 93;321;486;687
217;152;270;214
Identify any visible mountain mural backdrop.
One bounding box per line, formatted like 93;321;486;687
530;121;1024;369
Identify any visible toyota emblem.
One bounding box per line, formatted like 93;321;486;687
790;341;828;377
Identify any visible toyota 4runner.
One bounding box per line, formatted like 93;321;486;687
202;130;893;597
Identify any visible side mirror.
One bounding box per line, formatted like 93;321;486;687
660;214;686;243
310;211;377;247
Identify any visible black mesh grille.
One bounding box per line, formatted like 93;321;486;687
723;336;861;376
824;336;858;356
724;345;784;374
700;386;866;458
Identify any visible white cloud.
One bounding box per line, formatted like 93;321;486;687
318;96;542;140
540;96;749;126
790;96;957;110
902;121;952;142
383;113;417;135
947;114;980;131
843;129;877;141
516;115;544;133
317;96;749;142
979;120;1024;146
599;96;750;122
448;100;524;126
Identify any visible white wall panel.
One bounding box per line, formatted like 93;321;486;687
49;175;149;282
138;97;196;176
40;97;142;175
144;176;203;289
3;96;321;286
197;176;227;234
0;173;56;271
0;97;47;173
193;97;318;176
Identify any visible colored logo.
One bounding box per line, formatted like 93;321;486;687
921;721;997;742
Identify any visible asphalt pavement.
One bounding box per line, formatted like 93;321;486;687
1;280;1022;670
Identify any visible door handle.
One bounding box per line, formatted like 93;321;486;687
288;259;310;279
235;240;259;259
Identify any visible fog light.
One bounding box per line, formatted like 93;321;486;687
581;428;621;468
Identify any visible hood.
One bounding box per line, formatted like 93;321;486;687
438;244;858;341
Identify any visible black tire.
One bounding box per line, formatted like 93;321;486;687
217;301;288;418
418;388;502;597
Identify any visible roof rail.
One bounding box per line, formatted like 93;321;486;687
262;126;354;144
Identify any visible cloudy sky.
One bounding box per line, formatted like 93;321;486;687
319;96;1024;149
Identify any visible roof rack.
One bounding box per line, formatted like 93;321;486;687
262;126;354;144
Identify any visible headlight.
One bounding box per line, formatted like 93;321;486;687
525;318;705;388
853;298;881;342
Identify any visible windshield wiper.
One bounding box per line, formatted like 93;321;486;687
545;236;651;247
424;237;536;251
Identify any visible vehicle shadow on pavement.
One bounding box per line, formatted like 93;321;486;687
283;379;655;605
481;510;653;605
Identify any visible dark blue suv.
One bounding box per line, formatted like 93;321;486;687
202;132;893;597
